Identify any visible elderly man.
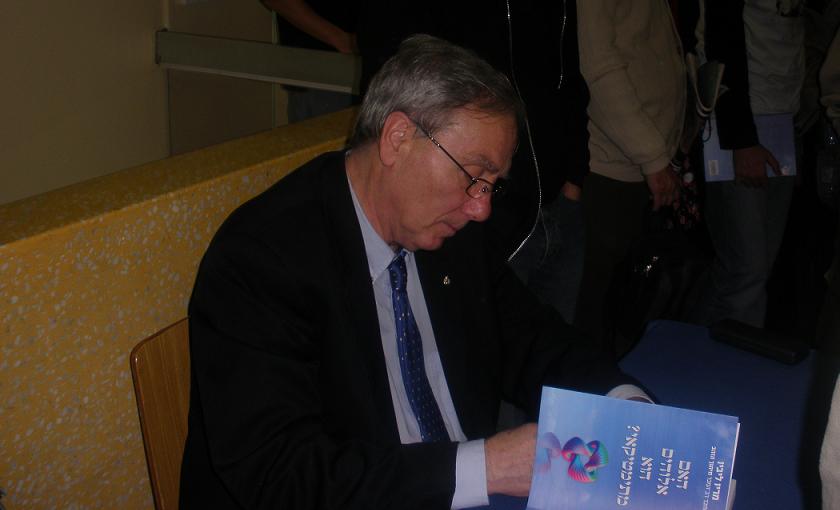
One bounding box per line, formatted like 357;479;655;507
179;35;646;509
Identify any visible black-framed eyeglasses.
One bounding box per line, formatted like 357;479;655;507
412;121;506;199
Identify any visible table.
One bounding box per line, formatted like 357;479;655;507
483;320;820;510
622;320;817;510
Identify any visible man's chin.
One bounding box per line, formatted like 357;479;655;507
408;226;461;252
410;233;451;252
414;237;445;252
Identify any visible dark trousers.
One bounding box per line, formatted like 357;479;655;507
818;204;840;355
509;194;586;323
696;177;795;328
574;172;650;358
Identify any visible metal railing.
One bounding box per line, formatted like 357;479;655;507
155;30;361;94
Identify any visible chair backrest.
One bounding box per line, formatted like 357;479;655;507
130;318;191;510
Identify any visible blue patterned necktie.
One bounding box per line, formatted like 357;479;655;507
388;250;449;443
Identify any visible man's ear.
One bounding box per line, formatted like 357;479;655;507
379;111;415;167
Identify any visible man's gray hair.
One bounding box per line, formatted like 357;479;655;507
348;34;524;147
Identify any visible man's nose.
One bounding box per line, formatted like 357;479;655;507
462;194;492;222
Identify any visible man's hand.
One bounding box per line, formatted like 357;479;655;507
333;32;357;54
486;423;537;497
645;165;681;211
262;0;356;54
561;181;582;201
733;145;780;188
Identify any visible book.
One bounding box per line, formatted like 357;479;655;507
526;387;740;510
674;54;725;169
703;113;797;182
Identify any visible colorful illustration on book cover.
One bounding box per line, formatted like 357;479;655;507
536;433;608;483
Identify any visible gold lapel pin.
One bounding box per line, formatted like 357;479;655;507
442;276;451;286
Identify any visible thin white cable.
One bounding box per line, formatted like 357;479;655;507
504;0;543;262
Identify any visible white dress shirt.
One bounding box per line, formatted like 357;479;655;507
348;176;488;508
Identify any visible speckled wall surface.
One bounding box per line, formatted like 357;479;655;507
0;110;355;509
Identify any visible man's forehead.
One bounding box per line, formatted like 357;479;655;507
442;111;517;172
442;106;517;131
464;151;511;176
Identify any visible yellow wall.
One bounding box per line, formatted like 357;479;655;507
0;109;355;509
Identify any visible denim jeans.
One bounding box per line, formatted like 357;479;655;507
286;88;354;124
509;193;585;323
500;194;585;429
698;176;795;327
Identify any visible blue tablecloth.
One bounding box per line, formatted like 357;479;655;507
484;320;817;510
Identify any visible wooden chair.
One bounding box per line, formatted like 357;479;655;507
130;318;191;510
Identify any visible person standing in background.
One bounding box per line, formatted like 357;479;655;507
822;22;840;138
502;0;592;325
817;23;840;352
574;0;686;358
261;0;357;123
695;0;804;328
818;26;840;510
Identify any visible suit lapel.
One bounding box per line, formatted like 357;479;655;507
318;155;401;443
416;226;496;439
315;154;496;442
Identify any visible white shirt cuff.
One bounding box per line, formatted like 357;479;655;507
606;383;653;403
451;439;489;509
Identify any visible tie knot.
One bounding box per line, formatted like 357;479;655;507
388;249;408;291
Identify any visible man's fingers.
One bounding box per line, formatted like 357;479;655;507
646;167;681;210
767;152;782;176
753;161;769;187
658;190;675;208
651;192;663;211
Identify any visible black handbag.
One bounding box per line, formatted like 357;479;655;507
606;202;711;357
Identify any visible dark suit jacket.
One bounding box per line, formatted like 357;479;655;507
180;151;627;509
704;0;760;150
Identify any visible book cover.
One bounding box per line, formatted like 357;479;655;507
526;387;739;510
703;113;796;182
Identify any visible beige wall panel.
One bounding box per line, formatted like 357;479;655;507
0;1;169;205
168;71;274;155
167;0;278;155
169;0;272;40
